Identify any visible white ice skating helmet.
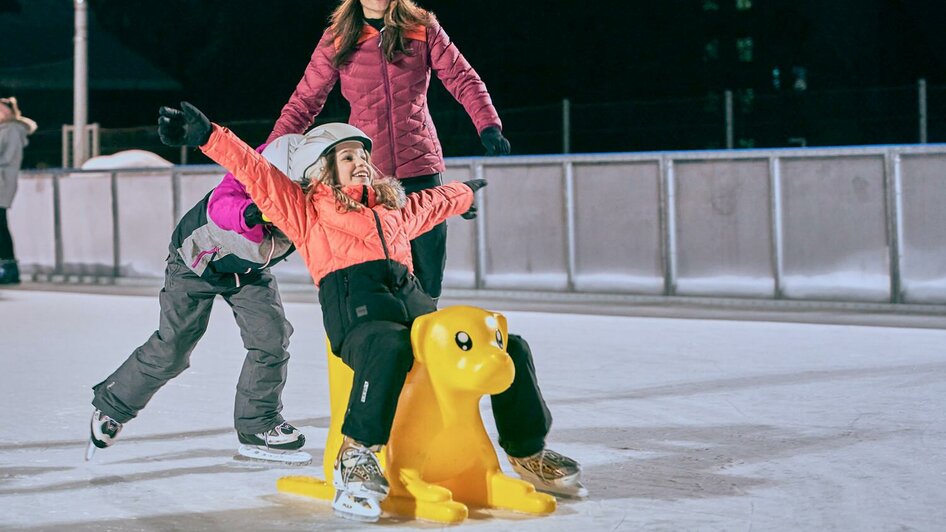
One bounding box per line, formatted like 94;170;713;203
260;133;306;179
297;123;373;181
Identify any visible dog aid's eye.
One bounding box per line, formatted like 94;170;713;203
455;331;472;351
495;330;504;349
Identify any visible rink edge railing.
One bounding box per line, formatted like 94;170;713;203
14;143;946;308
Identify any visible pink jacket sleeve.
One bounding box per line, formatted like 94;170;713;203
399;181;474;240
427;20;502;134
206;143;269;243
267;29;340;142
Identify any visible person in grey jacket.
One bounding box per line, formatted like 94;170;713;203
88;144;308;464
0;97;37;285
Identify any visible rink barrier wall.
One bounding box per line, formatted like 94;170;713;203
11;144;946;305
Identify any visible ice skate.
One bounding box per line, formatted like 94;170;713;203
236;421;311;465
509;448;588;498
332;437;389;522
85;409;123;461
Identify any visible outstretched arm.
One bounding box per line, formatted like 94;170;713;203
158;102;309;242
399;180;484;240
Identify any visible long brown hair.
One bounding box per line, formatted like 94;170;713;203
305;147;406;212
329;0;434;67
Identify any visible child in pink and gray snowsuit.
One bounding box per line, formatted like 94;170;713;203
88;167;306;463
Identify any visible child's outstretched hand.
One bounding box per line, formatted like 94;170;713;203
461;178;488;220
158;101;212;147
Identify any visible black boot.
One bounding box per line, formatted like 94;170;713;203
0;260;20;284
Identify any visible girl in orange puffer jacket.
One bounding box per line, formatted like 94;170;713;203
158;102;584;522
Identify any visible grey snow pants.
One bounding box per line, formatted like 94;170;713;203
91;250;294;435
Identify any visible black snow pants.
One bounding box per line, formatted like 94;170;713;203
399;174;447;300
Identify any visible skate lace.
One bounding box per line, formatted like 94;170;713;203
339;446;383;485
519;449;575;482
263;422;294;444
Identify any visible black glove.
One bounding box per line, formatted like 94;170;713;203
464;179;487;193
243;203;265;228
480;126;510;156
158;101;212;147
461;179;488;220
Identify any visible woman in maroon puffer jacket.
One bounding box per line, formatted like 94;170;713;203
268;0;510;302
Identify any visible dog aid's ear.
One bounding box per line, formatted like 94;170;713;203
492;312;508;348
410;313;432;365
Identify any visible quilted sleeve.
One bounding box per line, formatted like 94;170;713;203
267;29;340;142
202;125;311;243
427;21;502;134
399;181;474;240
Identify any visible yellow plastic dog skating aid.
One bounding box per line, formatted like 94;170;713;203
277;305;556;524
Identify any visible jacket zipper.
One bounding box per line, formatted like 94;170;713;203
377;28;399;175
370;208;391;262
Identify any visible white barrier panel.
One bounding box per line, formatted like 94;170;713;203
675;159;775;297
9;173;55;271
59;173;114;275
572;161;663;294
900;154;946;304
780;156;889;302
116;172;176;277
482;164;568;290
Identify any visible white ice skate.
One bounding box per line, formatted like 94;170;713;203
236;421;311;465
332;438;389;522
85;409;123;461
509;448;589;498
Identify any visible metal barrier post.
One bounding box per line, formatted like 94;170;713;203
473;162;486;290
564;161;576;291
768;156;784;298
658;156;677;295
562;98;571;154
884;151;904;303
918;78;928;144
171;169;182;224
52;172;63;276
110;171;120;279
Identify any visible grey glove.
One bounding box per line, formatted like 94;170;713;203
158;101;212;147
461;179;488;219
480;126;510;156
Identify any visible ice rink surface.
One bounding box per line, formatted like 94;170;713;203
1;287;945;531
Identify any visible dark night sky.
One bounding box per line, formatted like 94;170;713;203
4;0;946;162
83;0;946;125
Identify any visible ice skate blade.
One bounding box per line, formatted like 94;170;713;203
537;484;588;499
518;471;589;499
332;477;390;500
332;490;381;522
236;444;311;465
84;440;96;461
